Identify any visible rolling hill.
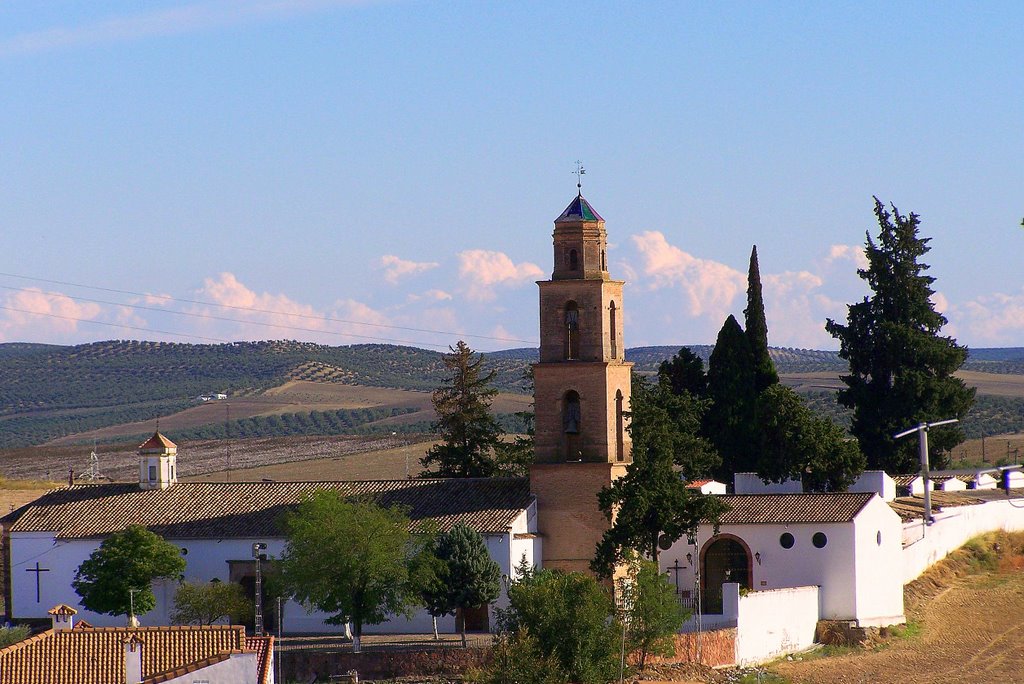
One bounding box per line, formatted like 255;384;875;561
0;340;1022;449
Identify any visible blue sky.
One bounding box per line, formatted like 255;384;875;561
1;1;1021;352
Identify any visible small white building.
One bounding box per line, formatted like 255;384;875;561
685;479;727;495
2;432;539;635
660;492;905;628
931;475;968;492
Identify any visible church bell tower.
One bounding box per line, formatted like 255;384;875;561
529;192;632;574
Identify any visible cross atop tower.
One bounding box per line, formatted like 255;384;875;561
574;160;586;194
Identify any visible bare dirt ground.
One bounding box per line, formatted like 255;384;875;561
774;535;1024;684
0;481;58;516
781;370;1024;398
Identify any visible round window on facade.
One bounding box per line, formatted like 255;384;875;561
876;530;882;546
779;532;795;549
812;532;828;549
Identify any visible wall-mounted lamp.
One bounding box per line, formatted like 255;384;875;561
754;552;762;566
685;552;693;565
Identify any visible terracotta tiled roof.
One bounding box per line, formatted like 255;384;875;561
712;493;875;524
2;478;533;539
891;474;920;487
47;604;77;616
139;431;177;452
246;636;274;684
685;479;713;488
0;624;246;684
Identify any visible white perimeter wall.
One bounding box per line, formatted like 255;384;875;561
902;496;1024;584
721;583;819;666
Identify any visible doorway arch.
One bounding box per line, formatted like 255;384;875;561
700;534;752;614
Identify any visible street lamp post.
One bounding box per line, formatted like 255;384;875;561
895;418;959;528
252;542;268;636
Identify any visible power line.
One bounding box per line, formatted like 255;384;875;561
0;305;233;343
0;283;459;348
0;271;534;344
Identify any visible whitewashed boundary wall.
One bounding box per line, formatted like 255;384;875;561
681;583;819;666
903;496;1024;584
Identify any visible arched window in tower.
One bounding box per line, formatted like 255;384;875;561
564;301;580;360
615;390;625;462
569;249;579;271
563;391;581;434
601;249;607;271
608;301;618;359
563;248;570;268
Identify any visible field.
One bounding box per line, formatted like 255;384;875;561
771;532;1024;684
0;434;432;483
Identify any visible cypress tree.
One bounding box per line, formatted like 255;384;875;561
704;315;758;481
744;245;779;393
826;198;975;473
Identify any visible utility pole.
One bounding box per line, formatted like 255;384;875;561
895;418;959;528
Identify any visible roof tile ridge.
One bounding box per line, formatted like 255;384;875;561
144;652;234;684
0;628;54;654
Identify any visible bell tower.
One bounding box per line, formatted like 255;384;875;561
530;192;632;574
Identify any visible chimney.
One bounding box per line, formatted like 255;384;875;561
47;604;77;631
124;634;144;684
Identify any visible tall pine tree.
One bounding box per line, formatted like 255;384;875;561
826;198;975;473
744;245;779;393
422;341;508;477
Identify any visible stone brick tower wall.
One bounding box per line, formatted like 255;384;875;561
529;193;633;574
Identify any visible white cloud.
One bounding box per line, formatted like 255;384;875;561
0;288;102;342
457;250;543;302
944;289;1024;346
406;289;452;303
630;231;745;319
822;244;868;270
379;255;439;284
0;0;371;58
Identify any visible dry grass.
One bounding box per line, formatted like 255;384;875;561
774;531;1024;684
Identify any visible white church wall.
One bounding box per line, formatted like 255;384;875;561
662;520;859;623
902;496;1024;584
723;583;819;666
851;497;905;626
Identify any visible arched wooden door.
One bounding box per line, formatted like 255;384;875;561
702;536;751;614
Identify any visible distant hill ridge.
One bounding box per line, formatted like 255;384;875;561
0;340;1021;449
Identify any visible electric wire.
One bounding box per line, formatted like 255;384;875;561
0;284;463;348
0;271;535;344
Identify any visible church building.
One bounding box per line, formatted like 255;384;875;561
2;190;919;641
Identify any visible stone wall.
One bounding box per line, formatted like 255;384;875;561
644;629;736;668
282;646;490;681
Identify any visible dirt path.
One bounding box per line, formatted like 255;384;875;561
774;572;1024;683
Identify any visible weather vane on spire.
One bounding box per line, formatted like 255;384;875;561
574;160;586;194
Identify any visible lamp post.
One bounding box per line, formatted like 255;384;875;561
252;542;268;636
895;418;959;528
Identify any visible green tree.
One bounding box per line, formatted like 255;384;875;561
422;341;513;477
484;629;567;684
657;347;707;398
435;523;502;646
704;315;758;480
755;385;865;491
620;558;687;672
408;542;449;640
72;525;186;619
279;492;414;652
826;199;975;472
171;580;254;625
744;245;779;393
593;375;726;576
499;566;621;684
